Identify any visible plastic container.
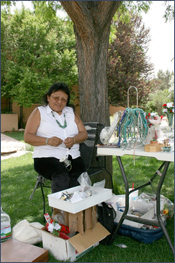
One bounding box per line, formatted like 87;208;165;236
115;221;166;243
129;188;138;201
1;207;12;243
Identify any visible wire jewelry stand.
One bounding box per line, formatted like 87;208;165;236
127;86;138;108
117;86;148;150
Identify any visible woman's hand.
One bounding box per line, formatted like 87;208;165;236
64;137;74;149
47;137;63;147
64;113;88;149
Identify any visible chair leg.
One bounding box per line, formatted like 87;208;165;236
105;169;113;190
104;156;113;189
40;185;46;220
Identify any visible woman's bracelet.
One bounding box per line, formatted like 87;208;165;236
46;138;48;145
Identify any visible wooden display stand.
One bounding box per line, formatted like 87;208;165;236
144;143;164;152
1;239;49;262
64;206;97;235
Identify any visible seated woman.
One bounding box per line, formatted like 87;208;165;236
24;82;88;193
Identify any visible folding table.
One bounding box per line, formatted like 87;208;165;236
97;146;174;254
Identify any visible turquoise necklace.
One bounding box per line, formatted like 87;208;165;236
51;111;67;129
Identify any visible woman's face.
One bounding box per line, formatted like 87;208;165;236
47;90;68;114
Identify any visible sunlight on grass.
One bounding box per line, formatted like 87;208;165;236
3;131;34;151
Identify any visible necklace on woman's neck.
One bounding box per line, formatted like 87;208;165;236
51;111;67;129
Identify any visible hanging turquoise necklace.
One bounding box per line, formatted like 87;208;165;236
51;111;67;129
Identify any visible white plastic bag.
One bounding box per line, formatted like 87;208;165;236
93;179;105;188
133;192;174;219
77;172;92;192
12;219;44;244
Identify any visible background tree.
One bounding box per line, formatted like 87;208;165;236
146;69;174;115
163;1;174;22
107;11;154;108
156;70;173;91
1;9;13;111
1;7;77;126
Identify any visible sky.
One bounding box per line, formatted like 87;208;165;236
9;1;174;77
141;1;174;76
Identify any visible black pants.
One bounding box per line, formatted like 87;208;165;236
34;157;85;193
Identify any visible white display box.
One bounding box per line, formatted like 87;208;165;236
114;207;155;228
108;194;155;228
48;186;112;214
41;222;109;262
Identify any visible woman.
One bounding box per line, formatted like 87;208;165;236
24;82;88;193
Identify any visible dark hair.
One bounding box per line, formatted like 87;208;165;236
43;82;70;106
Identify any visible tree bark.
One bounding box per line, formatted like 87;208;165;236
60;1;121;125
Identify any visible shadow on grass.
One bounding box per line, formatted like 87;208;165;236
1;153;52;226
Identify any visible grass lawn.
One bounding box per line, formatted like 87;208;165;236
1;132;174;262
3;131;25;142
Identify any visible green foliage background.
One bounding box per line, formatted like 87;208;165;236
1;7;78;108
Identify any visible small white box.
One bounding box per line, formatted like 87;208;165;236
41;222;109;262
48;186;112;214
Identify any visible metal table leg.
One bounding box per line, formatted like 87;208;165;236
155;161;174;253
109;156;174;254
108;156;130;245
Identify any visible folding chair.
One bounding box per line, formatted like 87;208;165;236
29;175;51;215
80;122;113;187
29;122;113;216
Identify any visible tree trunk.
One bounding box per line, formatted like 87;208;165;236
60;1;121;125
19;106;23;129
60;1;121;189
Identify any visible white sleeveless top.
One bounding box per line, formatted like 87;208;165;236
33;105;80;159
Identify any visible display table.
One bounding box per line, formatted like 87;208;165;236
97;146;174;254
97;146;174;162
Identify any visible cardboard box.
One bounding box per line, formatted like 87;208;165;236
48;186;112;214
45;188;111;261
144;143;164;152
41;222;110;262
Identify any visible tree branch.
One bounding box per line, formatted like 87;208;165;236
60;1;121;34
